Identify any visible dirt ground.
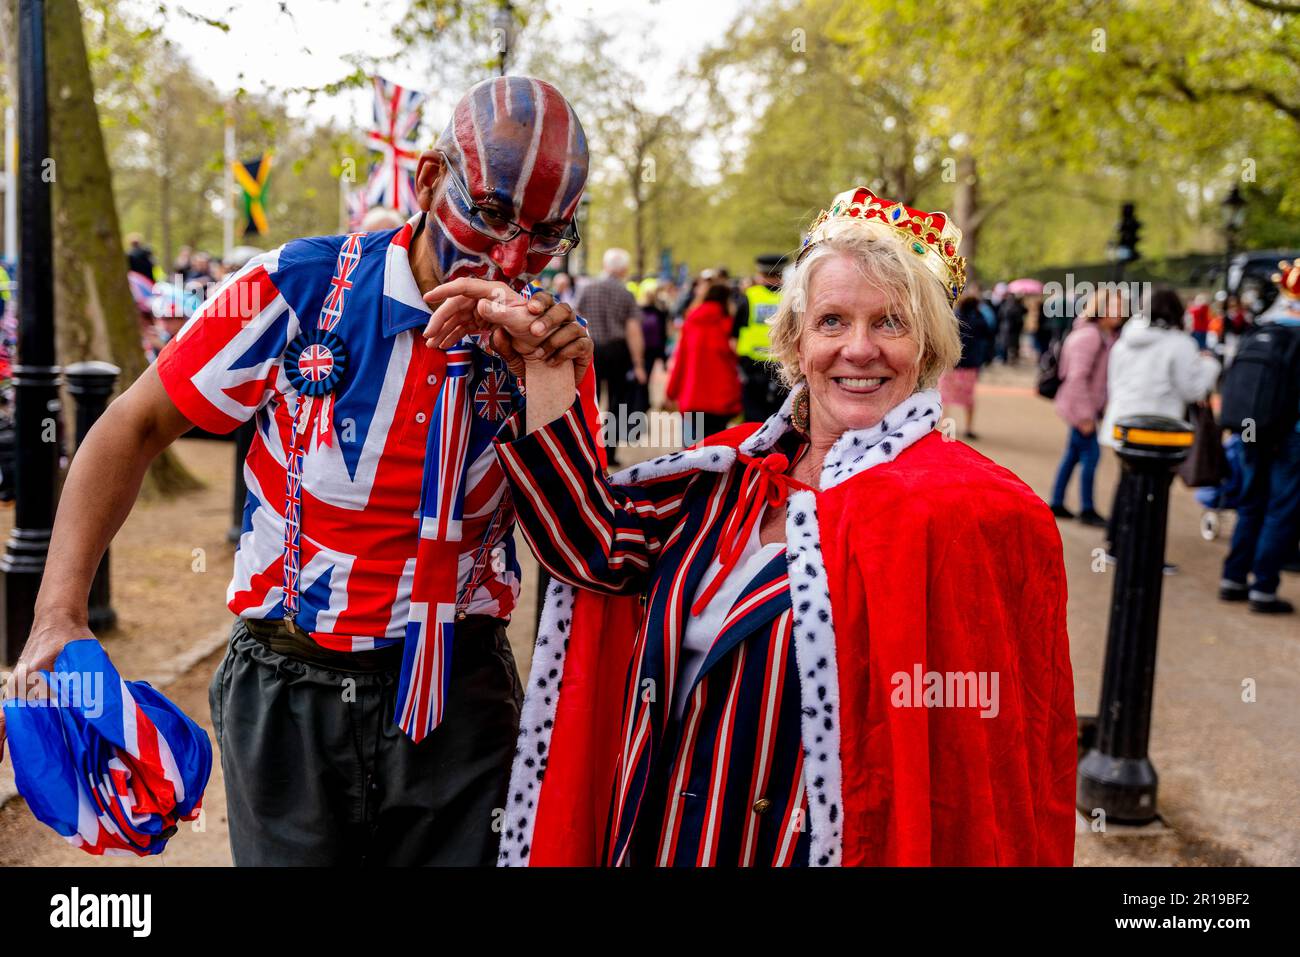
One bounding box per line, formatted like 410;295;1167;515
1;366;1296;867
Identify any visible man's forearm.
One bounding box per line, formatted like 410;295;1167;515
35;379;185;625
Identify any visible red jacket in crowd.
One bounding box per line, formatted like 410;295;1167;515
666;300;742;416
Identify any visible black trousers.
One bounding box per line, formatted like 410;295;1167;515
595;339;632;463
739;356;786;423
209;617;522;866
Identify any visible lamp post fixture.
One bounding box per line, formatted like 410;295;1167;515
1;0;61;665
1221;185;1246;299
492;1;517;78
576;191;592;276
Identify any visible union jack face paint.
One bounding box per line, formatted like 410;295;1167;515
428;76;589;289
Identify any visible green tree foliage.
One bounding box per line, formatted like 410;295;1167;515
696;0;1300;280
83;1;367;268
523;19;703;278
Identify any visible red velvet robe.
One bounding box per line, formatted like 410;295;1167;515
506;420;1077;866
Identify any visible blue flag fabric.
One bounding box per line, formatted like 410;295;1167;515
2;640;212;856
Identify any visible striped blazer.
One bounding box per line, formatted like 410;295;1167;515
497;400;810;865
496;385;1077;868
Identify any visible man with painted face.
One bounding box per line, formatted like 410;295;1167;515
0;76;598;866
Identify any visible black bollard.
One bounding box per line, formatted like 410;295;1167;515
1077;413;1192;825
65;362;121;633
1;0;61;665
228;420;256;544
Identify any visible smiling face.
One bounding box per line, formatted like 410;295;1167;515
420;77;589;289
797;253;923;440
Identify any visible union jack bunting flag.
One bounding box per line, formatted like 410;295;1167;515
365;76;426;215
3;640;212;856
345;180;370;230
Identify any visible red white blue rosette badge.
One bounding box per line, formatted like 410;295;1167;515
285;328;347;397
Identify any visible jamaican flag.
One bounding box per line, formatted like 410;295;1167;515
233;153;273;236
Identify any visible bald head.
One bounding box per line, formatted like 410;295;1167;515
437;76;589;225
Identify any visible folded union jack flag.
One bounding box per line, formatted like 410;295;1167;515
2;640;212;856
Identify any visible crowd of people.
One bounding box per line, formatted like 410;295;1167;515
125;235;247;363
1046;274;1300;615
536;249;1300;619
534;249;797;459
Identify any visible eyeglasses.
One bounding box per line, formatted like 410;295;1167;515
439;154;581;257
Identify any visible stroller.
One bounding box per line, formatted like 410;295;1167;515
1194;433;1246;540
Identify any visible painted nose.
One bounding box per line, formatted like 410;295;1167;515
490;233;532;279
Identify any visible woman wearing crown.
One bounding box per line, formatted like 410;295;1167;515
443;188;1077;866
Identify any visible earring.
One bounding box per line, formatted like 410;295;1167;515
792;387;810;436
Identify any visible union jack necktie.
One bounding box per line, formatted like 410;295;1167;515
395;345;476;742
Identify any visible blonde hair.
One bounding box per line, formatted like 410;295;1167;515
768;222;961;391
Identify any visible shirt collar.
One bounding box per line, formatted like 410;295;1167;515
382;212;434;337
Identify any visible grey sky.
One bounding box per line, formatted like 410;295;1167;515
163;0;742;134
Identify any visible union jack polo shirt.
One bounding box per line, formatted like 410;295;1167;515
156;217;589;653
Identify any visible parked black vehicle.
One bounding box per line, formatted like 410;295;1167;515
1226;249;1300;317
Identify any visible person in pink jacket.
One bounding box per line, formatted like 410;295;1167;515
1049;289;1126;526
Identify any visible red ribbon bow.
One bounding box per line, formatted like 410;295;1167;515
691;451;814;617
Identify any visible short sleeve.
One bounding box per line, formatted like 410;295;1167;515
156;249;297;433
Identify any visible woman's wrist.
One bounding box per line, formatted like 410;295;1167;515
523;356;578;433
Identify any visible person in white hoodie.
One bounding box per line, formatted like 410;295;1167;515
1101;286;1219;568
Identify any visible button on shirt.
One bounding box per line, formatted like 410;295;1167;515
155;217;526;652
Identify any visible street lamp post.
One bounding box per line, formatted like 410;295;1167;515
1221;185;1246;301
492;1;516;77
1;0;61;665
576;192;591;276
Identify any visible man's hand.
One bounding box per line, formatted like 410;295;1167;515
424;280;592;385
0;613;90;764
422;278;535;348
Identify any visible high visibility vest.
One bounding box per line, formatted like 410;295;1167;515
737;283;781;360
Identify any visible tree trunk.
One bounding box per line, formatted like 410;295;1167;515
46;0;200;498
952;151;982;278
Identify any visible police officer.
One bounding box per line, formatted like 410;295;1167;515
734;253;787;422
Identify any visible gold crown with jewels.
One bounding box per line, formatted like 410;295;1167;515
800;186;968;304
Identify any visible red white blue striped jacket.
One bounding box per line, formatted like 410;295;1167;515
496;400;810;866
156;218;583;652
